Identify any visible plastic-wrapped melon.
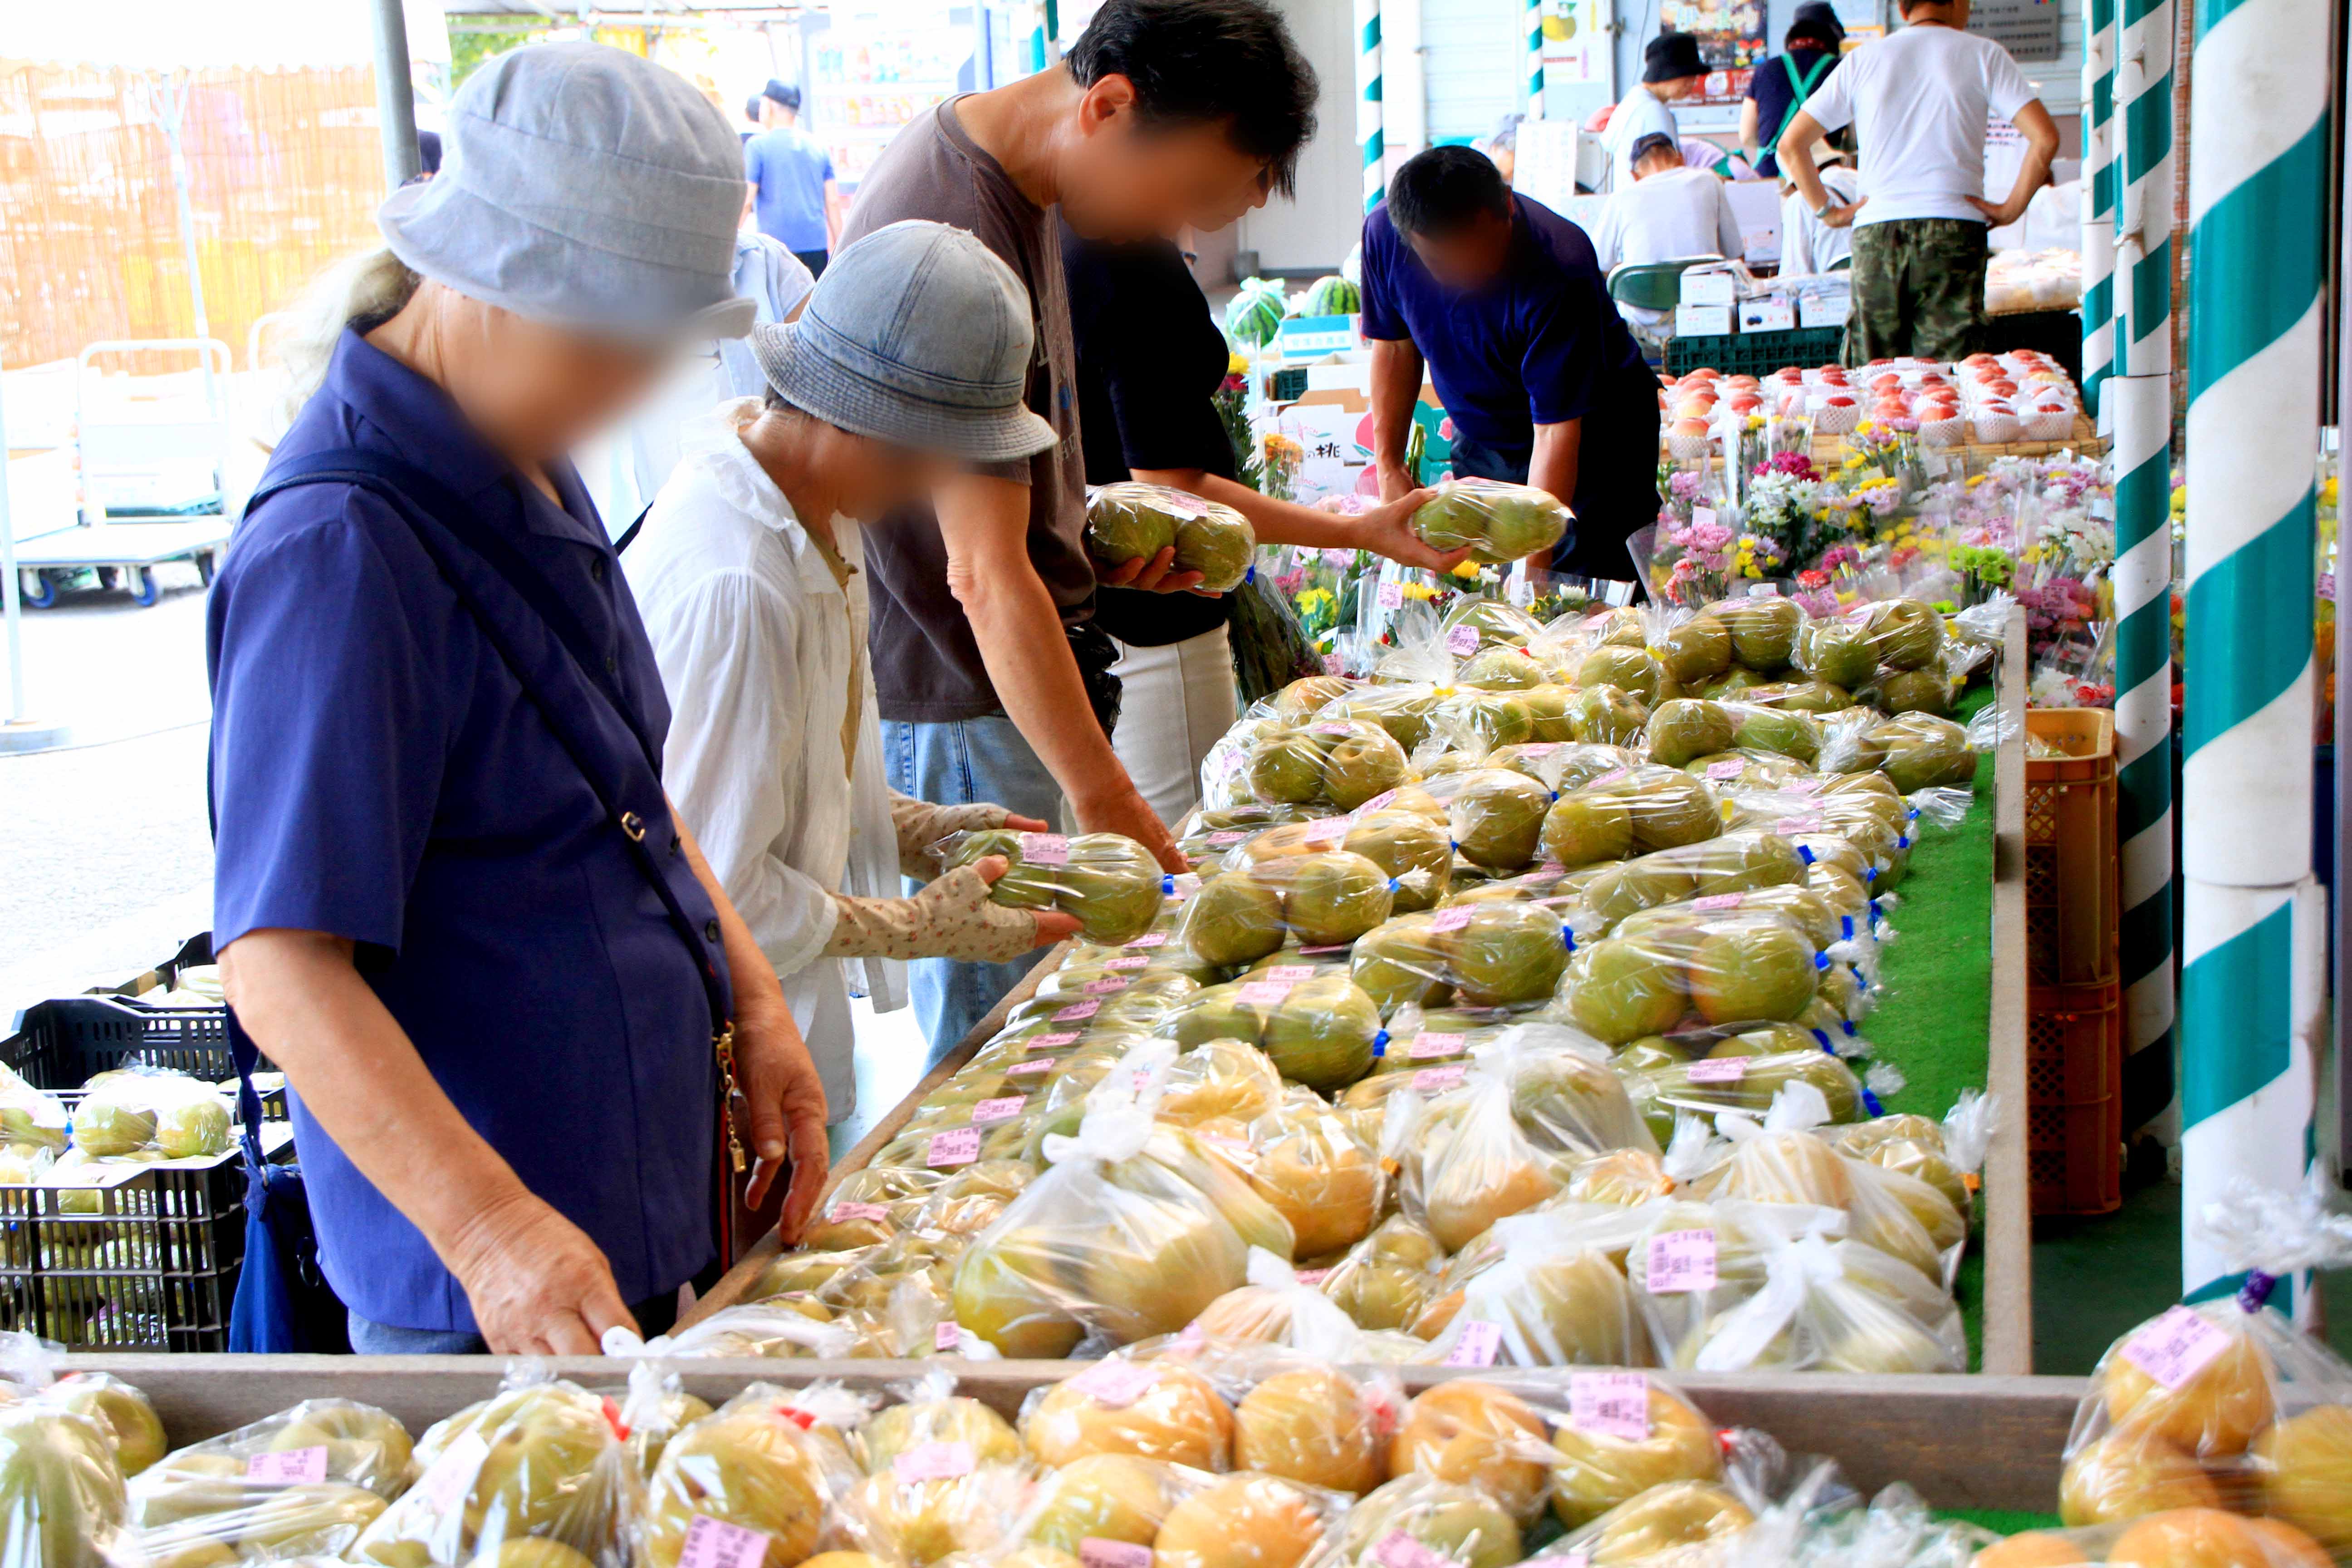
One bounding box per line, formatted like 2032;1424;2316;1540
1411;480;1570;566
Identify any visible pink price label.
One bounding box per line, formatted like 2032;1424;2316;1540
829;1202;890;1224
1029;1031;1081;1048
1053;1000;1102;1022
1375;1532;1459;1568
1294;1268;1332;1285
1071;1359;1161;1408
415;1431;491;1514
246;1446;329;1485
1313;721;1356;736
2119;1306;2234;1390
1323;653;1345;675
1774;816;1825;835
1411;1031;1466;1059
1266;964;1319;981
1446;625;1481;656
1444;1319;1504;1367
1019;833;1072;866
1239;979;1296;1005
1083;976;1132;994
1691;506;1717;528
1083;1541;1156;1568
1520;742;1560;756
679;1514;773;1568
1413;1065;1467;1093
926;1128;982;1168
1570;1372;1652;1443
1159;491;1211;518
936;1322;964;1352
1706;760;1746;780
1127;931;1169;948
1107;955;1151;970
1378;581;1406;610
1304;816;1352;844
1691;893;1745;911
893;1441;976;1483
1208;830;1251;845
1646;1230;1720;1294
1358;789;1400;813
1687;1058;1748;1084
971;1096;1027;1126
1587;768;1633;789
1008;1057;1056;1077
1783;778;1823;796
1431;907;1475;933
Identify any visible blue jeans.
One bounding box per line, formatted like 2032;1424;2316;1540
883;714;1063;1061
348;1290;680;1354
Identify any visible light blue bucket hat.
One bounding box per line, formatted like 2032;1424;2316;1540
750;220;1059;464
378;42;755;340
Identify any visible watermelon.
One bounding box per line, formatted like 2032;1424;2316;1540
1303;274;1361;316
1225;276;1287;347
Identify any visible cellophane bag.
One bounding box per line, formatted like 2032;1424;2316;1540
1237;719;1416;814
611;1357;712;1478
1410;479;1572;566
1348;900;1577;1017
1221;803;1454;915
1159;970;1390;1096
0;1396;129;1568
1121;1338;1404;1495
1554;883;1825;1048
1176;847;1401;967
838;1369;1034;1568
1085;482;1257;593
1415;1200;1660;1369
67;1068;233;1160
930;829;1168;946
1184;1249;1417;1362
351;1362;638;1567
127;1397;414;1563
637;1380;867;1568
1014;1348;1239;1470
2058;1175;2352;1544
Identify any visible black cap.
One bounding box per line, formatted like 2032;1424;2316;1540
761;78;802;111
1643;31;1707;83
1788;1;1846;48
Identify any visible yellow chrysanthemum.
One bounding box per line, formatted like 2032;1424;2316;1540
1227;351;1250;375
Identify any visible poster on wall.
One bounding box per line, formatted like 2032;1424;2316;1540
1539;0;1609;86
805;4;975;190
1661;0;1766;106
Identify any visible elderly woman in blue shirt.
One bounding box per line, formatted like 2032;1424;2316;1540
210;43;831;1356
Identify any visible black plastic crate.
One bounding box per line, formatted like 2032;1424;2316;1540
1270;365;1310;402
0;1133;291;1352
1665;325;1846;378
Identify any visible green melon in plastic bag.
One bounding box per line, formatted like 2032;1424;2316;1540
1644;700;1739;768
1411;480;1570;565
1705;596;1803;670
1258;974;1383;1090
1446;770;1555;871
1444;902;1571;1007
1577;647;1665;705
1085;484;1180;568
1174;505;1256;593
1181;873;1288;967
1566;685;1650;746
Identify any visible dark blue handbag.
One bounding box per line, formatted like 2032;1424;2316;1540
222;1007;347;1353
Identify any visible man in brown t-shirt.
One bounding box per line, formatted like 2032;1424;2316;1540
845;0;1317;1056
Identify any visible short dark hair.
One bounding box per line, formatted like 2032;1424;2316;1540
1785;15;1839;46
1387;145;1512;237
1065;0;1318;197
744;94;764;124
1630;132;1680;169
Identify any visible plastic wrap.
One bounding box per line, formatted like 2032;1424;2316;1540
935;830;1167;946
1240;721;1416;813
1017;1355;1235;1470
1704;597;1807;675
1558;831;1810;938
1417;1202;1659;1369
1231;807;1455;913
839;1373;1032;1568
1087;482;1258;593
0;1399;129;1568
1245;1097;1388;1259
1556;896;1824;1047
1316;1216;1450;1334
1624;1050;1864;1147
1176;850;1400;965
638;1382;866;1568
1540;763;1723;867
1410;479;1572;566
1381;1383;1551;1526
127;1398;412;1562
2058;1176;2352;1538
29;1372;165;1479
1225;1356;1400;1494
1418;769;1557;873
1348;902;1575;1016
1150;1469;1347;1568
352;1365;636;1567
67;1069;233;1160
1545;1374;1726;1529
612;1360;713;1479
1163;971;1387;1093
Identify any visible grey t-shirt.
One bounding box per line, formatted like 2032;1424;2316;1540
841;99;1092;724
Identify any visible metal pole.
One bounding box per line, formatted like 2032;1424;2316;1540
2178;0;2330;1303
1356;0;1384;213
372;0;422;192
0;349;24;726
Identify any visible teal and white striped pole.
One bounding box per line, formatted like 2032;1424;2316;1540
1357;0;1384;211
1525;1;1545;118
2178;0;2331;1304
2079;0;2116;421
2109;0;2173;1147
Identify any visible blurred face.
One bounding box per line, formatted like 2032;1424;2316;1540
1401;209;1517;291
1190;166;1279;234
1058;74;1272;241
427;291;675;467
799;416;960;520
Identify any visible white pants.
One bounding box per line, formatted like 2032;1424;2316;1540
1109;624;1239;828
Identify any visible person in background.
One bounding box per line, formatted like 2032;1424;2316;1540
1680;136;1754;181
742;95;763;144
1778;137;1861;275
1062;205;1460;827
1592;132;1746;320
745;81;841;277
1605;33;1707;191
213;43;829;1355
1779;0;2058;361
1741;1;1843;179
1362;145;1659;584
838;0;1318;1059
1482;112;1524;184
629;223;1084;1137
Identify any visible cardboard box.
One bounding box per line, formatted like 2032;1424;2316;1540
1680;270;1737;306
1799;290;1852;328
1273;314;1358;361
1675;304;1735;337
1740;296;1796;333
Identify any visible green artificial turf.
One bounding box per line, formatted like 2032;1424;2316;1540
1940;1509;2064;1534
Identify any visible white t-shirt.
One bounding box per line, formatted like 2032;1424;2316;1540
1606;84;1679;191
1802;22;2038;225
1592;166;1745;274
1780;164;1862;274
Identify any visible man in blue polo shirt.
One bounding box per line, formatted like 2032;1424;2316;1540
1362;145;1661;585
744;80;840;276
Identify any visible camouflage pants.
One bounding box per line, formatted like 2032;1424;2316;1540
1840;218;1989;365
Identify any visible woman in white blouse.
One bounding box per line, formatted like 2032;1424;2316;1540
627;222;1085;1124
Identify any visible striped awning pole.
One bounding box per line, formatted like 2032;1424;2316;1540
1357;0;1384;211
2080;0;2116;421
1526;1;1546;118
2110;0;2174;1149
1024;0;1048;75
2178;0;2330;1305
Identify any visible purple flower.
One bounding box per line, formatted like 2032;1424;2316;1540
1669;471;1705;501
1690;523;1735;549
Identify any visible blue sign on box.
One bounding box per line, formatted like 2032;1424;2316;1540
1274;314;1357;361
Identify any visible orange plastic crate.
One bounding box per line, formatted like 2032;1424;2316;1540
2024;709;2119;987
2026;979;2123;1216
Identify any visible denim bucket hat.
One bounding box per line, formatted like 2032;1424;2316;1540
378;42;755;340
750;220;1060;464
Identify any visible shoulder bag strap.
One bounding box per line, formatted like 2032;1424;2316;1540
240;453;748;1203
